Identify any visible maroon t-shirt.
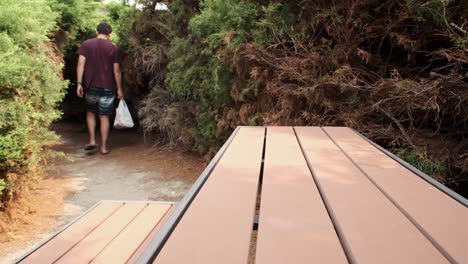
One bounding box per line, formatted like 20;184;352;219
78;38;121;90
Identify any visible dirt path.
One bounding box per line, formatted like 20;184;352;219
0;122;204;263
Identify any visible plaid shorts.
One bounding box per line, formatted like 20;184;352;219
85;87;115;116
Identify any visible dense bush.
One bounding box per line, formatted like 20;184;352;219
0;0;68;206
50;0;104;48
106;1;138;50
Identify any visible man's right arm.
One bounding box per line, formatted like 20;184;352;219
76;55;86;98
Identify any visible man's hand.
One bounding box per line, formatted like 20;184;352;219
117;88;124;100
77;84;84;98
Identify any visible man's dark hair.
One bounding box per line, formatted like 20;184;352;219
96;22;112;35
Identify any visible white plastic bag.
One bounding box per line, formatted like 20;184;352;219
114;100;134;129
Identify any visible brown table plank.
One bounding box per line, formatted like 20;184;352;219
256;127;348;264
56;203;146;264
295;127;448;264
154;127;265;264
92;203;172;264
20;202;122;264
324;126;468;263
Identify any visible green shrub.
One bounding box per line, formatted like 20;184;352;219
251;3;297;47
49;0;104;39
393;149;448;179
194;112;217;153
146;0;298;152
162;0;264;151
0;0;67;204
0;179;5;194
190;0;259;49
106;1;137;50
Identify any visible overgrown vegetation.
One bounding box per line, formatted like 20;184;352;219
127;0;467;196
0;0;104;209
394;148;448;180
0;0;66;207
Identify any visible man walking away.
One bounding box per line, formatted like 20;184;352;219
76;22;123;155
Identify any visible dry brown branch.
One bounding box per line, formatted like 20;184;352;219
450;23;468;35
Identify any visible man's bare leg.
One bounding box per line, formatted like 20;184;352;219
86;112;97;145
99;115;110;153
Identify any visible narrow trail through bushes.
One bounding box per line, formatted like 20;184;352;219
0;121;204;263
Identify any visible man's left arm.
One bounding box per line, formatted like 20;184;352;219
114;63;123;100
113;48;123;100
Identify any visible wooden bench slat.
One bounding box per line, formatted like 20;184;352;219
127;205;176;264
92;204;172;264
154;127;265;264
55;203;146;264
295;127;448;264
324;127;468;263
19;202;122;264
255;127;348;264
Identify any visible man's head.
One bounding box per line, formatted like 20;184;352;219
96;22;112;38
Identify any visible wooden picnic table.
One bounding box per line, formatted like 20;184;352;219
139;127;467;264
17;127;467;264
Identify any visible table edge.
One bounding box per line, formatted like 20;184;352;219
350;128;468;207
